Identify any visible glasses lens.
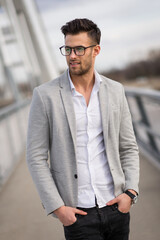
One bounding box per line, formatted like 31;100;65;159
65;47;71;56
60;46;85;56
75;47;85;56
60;46;71;56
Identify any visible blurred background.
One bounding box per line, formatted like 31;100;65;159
0;0;160;240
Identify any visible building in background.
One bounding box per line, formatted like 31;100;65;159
0;0;58;190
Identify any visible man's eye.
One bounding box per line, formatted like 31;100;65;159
65;48;71;52
76;47;84;52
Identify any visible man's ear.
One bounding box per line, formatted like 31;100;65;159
93;45;101;57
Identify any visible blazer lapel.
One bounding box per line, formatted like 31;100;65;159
59;71;77;150
99;78;110;148
58;72;110;153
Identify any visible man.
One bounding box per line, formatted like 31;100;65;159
26;18;139;240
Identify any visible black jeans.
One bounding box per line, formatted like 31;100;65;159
63;204;130;240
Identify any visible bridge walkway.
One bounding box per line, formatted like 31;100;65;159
0;152;160;240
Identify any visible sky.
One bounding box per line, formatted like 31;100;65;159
35;0;160;73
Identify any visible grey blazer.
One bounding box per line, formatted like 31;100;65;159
26;70;139;216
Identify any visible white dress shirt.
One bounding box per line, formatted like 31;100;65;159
68;70;115;208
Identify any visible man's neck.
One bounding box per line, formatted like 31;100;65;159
70;70;95;93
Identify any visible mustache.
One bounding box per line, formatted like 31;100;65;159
69;60;80;63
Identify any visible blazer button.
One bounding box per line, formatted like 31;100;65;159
74;174;78;179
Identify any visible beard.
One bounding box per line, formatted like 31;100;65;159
68;57;93;76
69;65;91;76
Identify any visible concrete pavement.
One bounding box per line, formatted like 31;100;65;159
0;152;160;240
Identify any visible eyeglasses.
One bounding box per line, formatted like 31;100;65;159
59;45;96;56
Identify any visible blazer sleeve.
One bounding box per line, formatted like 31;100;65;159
26;87;64;215
119;85;140;194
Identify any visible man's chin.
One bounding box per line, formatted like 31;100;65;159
69;69;82;76
69;68;89;76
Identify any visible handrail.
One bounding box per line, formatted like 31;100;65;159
0;98;31;122
125;87;160;101
125;86;160;165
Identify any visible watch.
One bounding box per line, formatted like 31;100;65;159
125;190;138;204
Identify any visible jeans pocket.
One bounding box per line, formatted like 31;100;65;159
64;214;79;228
114;204;129;215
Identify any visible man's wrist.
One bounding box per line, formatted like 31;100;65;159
54;205;65;217
125;190;138;204
127;189;138;196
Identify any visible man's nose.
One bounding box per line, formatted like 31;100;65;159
70;49;76;58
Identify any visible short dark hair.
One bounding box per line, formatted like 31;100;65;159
61;18;101;44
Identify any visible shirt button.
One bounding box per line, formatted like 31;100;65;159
74;174;78;179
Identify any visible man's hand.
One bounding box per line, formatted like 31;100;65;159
107;193;132;213
54;206;87;226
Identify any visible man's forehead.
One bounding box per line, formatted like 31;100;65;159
65;32;92;45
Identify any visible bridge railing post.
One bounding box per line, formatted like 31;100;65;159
135;95;159;153
125;87;160;166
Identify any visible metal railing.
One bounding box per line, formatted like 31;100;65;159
0;98;30;122
0;99;31;189
125;87;160;166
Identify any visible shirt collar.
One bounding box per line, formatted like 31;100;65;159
67;69;102;94
68;69;75;92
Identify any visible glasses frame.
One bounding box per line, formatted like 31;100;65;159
59;45;97;56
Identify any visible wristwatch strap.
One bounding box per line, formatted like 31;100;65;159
125;190;138;204
125;190;136;199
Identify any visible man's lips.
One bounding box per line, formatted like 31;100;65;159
70;62;80;67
